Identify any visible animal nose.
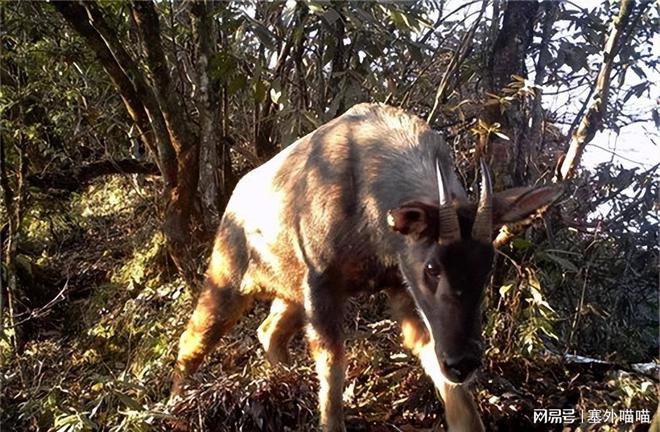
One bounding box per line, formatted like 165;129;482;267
441;353;481;383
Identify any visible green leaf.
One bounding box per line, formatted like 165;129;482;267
208;51;237;83
407;43;424;63
114;392;143;411
252;80;268;103
227;75;247;97
511;238;533;250
322;36;337;66
322;8;342;25
307;2;325;15
247;18;275;50
389;10;411;31
543;253;579;272
499;284;513;297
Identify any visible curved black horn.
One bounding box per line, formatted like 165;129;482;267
471;158;493;241
436;159;461;242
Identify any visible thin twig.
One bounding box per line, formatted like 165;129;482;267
9;280;70;327
427;0;487;124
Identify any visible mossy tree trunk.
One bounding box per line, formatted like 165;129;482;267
54;0;223;288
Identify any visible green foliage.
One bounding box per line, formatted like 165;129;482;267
1;2;128;179
4;276;187;431
486;252;559;358
1;176;182;431
609;375;656;410
485;162;658;364
112;231;166;289
549;164;658;362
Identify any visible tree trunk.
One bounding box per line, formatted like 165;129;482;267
520;2;559;180
253;4;295;160
485;0;539;188
0;139;28;351
56;0;202;288
52;1;177;191
484;0;539;248
192;1;222;234
162;145;201;285
325;1;346;119
130;1;204;287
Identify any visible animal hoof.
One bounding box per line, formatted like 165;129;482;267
263;346;291;366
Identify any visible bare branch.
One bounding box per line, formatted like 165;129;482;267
28;159;160;191
427;0;487;124
558;0;644;180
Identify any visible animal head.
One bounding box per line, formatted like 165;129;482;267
387;160;561;383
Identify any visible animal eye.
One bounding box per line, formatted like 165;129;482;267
425;261;441;278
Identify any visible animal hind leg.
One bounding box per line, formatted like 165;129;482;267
257;298;304;366
171;224;254;397
386;287;484;432
172;282;253;396
171;218;253;396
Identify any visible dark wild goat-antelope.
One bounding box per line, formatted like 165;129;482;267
171;103;561;431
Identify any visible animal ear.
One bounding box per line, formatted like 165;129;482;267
493;185;562;225
387;203;438;238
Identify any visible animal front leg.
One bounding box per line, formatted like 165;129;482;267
387;288;484;432
307;323;346;432
418;343;484;432
304;272;346;432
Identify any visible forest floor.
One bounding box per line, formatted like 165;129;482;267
1;176;657;432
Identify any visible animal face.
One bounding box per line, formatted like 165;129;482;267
388;160;562;383
401;229;494;383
